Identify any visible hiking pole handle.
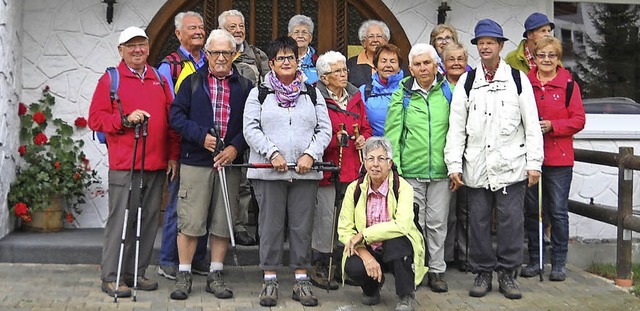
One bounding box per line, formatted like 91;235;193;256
141;117;149;137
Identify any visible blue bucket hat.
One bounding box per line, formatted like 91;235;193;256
471;19;508;45
523;12;555;38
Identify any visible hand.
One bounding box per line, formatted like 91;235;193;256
539;120;553;134
214;145;238;169
336;130;348;147
354;134;366;150
271;153;287;172
362;255;383;283
295;154;314;174
203;134;218;153
166;160;179;181
346;232;364;257
527;170;541;187
127;109;150;124
449;172;464;191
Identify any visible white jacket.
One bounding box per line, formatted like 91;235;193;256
444;59;543;191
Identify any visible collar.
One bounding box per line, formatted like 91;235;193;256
482;60;499;82
356;50;374;67
327;87;348;105
411;77;436;95
178;46;206;68
523;44;537;69
125;63;147;79
208;67;234;80
367;176;389;196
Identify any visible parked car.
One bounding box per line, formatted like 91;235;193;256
582;97;640;114
577;97;640;139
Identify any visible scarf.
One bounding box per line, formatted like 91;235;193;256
269;70;303;108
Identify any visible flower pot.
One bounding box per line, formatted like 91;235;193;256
24;196;64;232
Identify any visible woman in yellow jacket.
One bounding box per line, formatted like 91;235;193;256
338;136;427;311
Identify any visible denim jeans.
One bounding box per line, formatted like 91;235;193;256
524;166;572;264
159;177;208;266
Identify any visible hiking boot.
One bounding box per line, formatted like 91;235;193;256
427;272;448;293
292;278;319;306
101;281;131;298
549;265;567;282
520;263;541;278
192;260;209;276
497;269;522;299
361;289;380;306
157;265;177;280
395;293;417;311
206;270;233;299
469;271;492;297
310;262;339;290
235;231;257;246
170;271;192;300
123;275;158;291
458;261;470;273
259;278;278;307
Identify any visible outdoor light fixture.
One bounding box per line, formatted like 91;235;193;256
103;0;117;24
437;1;451;25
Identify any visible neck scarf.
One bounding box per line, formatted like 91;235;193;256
269;70;303;108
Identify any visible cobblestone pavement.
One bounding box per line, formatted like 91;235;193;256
0;263;637;311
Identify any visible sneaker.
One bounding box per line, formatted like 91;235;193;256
101;281;131;298
259;278;278;307
549;265;567;282
469;271;492;297
520;263;541;278
123;275;158;291
427;272;448;293
497;269;522;299
157;265;177;280
192;260;209;276
206;270;233;299
309;263;339;290
170;271;193;300
395;293;417;311
292;278;319;306
361;290;380;306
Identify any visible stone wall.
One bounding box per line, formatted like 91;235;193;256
0;1;24;238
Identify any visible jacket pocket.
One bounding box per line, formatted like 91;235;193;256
499;100;521;135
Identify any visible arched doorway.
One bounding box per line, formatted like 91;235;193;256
146;0;410;67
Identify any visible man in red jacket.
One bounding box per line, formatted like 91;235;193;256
88;26;180;298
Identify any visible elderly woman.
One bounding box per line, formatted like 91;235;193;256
360;44;404;136
347;20;390;88
385;43;452;294
430;24;472;75
288;14;318;84
243;36;331;307
338;137;426;311
309;50;372;290
521;37;585;282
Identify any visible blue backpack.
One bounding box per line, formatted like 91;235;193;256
94;67;164;146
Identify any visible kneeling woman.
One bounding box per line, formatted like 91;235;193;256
338;137;427;311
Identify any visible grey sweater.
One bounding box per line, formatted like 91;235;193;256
243;71;332;180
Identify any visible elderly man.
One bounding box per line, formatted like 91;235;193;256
338;137;427;311
156;10;210;281
89;26;179;298
384;43;452;293
168;29;253;300
444;19;543;300
347;20;390;88
505;12;555;73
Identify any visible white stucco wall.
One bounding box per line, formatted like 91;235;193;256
0;1;24;238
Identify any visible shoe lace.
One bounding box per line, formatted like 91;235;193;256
262;280;278;296
475;273;490;286
211;271;225;285
501;272;519;289
297;280;313;296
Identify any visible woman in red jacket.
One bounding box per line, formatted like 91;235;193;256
310;51;372;290
521;37;585;282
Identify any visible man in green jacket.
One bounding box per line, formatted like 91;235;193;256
384;43;452;293
505;12;555;73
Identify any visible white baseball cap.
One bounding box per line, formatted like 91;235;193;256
118;26;148;45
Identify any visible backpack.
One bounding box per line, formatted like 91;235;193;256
257;83;317;106
94;67;165;146
162;51;186;85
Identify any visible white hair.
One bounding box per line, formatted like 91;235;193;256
315;51;346;76
288;14;314;34
363;137;393;159
218;9;245;29
358;20;390;41
205;29;236;51
408;43;438;65
174;11;203;30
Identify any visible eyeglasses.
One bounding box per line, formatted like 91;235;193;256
292;30;310;37
225;24;245;32
207;50;234;58
365;34;385;41
272;55;297;63
535;53;558;60
326;68;349;75
365;156;390;164
435;36;453;44
122;42;149;50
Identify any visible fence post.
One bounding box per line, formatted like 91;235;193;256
615;146;633;287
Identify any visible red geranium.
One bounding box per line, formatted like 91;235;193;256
74;116;87;128
14;202;29;216
18;145;26;156
73;172;81;180
66;213;74;223
54;161;61;169
18;102;27;116
32;111;46;124
33;132;48;145
22;215;32;222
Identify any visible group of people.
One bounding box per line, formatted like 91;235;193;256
87;8;585;311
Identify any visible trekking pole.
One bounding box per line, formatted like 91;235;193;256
114;123;141;303
327;125;349;292
352;124;363;163
132;118;148;301
538;176;544;282
465;186;469;274
222;162;339;172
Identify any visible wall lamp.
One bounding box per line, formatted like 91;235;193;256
437;1;451;25
103;0;117;24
